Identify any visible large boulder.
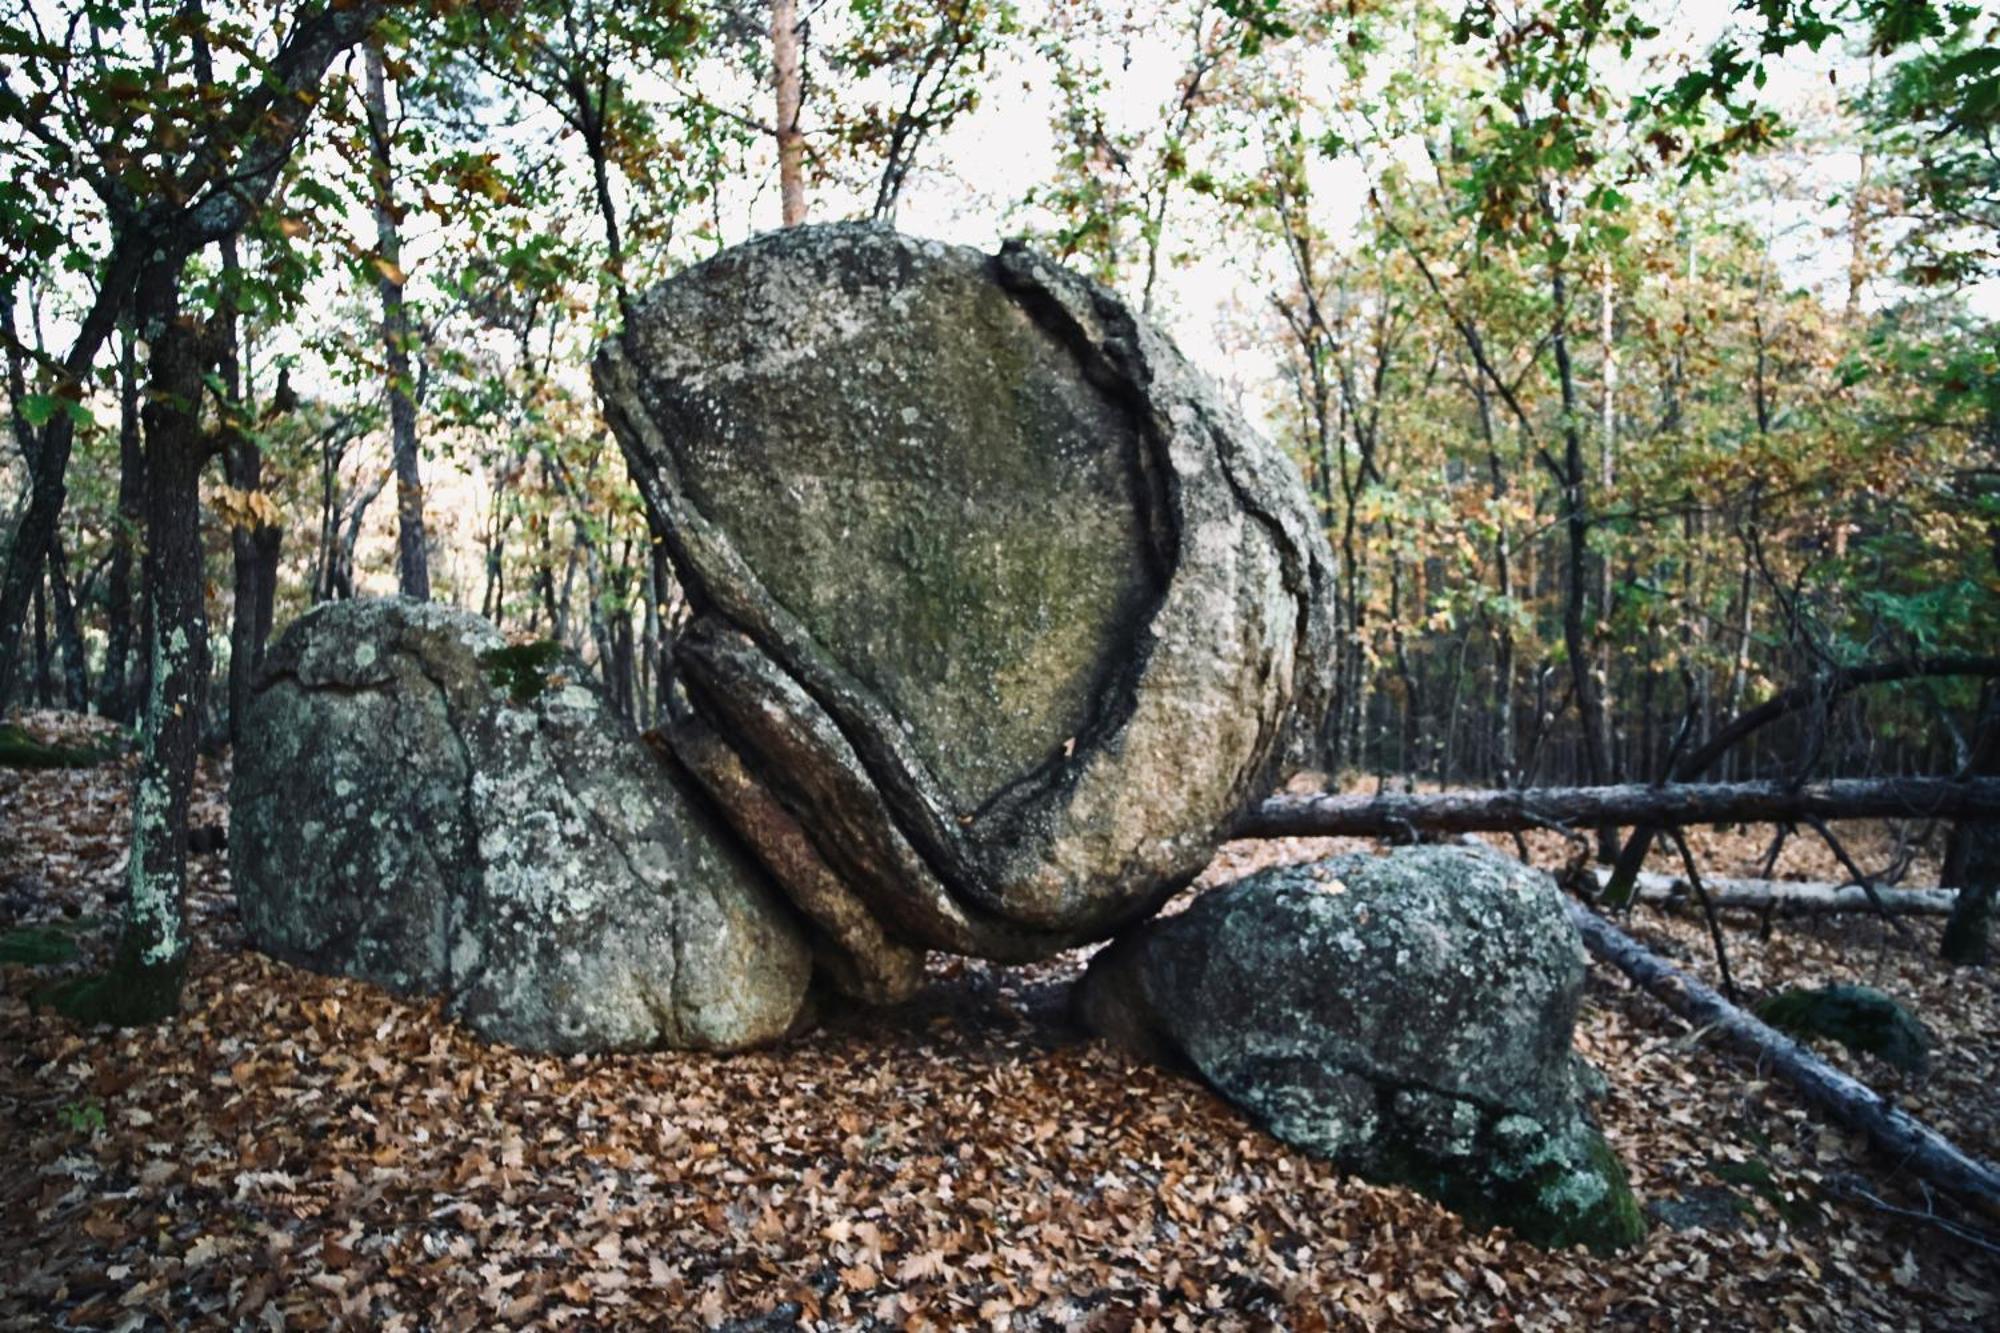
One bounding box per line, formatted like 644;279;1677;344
230;599;812;1053
596;224;1335;999
1075;844;1644;1253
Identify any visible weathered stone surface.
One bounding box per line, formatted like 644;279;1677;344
1075;845;1644;1252
230;598;811;1052
597;224;1334;992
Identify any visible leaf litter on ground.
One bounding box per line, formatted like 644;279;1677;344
1;713;1995;1329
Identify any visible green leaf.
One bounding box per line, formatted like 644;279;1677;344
17;393;59;427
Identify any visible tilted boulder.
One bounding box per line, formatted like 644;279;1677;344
1075;844;1644;1253
596;224;1335;1000
230;599;811;1052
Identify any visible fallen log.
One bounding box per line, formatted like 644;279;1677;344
1600;869;1959;917
1601;656;2000;905
1239;777;2000;840
1566;900;2000;1217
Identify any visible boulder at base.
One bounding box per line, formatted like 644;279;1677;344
1075;844;1644;1253
231;598;811;1052
596;224;1335;1000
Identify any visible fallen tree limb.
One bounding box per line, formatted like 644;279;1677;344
1600;869;1960;916
1602;656;2000;904
1239;778;2000;840
1566;900;2000;1218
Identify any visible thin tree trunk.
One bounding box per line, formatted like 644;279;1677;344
1597;263;1617;779
0;241;144;709
772;0;806;226
98;327;145;721
217;239;265;746
31;581;49;707
1551;263;1614;810
650;539;676;724
365;42;430;600
45;531;87;710
1472;371;1517;782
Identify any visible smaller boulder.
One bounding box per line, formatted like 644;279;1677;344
231;599;812;1053
1755;984;1930;1075
1076;844;1643;1252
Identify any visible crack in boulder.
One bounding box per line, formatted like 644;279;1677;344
595;223;1337;987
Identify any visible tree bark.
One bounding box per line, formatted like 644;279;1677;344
1942;686;1999;964
45;530;88;711
215;239;271;747
43;0;387;1022
1568;900;2000;1215
59;261;209;1024
0;237;145;708
30;581;49;707
1550;262;1615;833
1238;778;2000;840
364;41;430;600
97;327;145;722
772;0;806;226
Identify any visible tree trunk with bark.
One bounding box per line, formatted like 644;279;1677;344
57;262;210;1024
1942;688;1998;964
772;0;807;226
45;531;88;711
97;327;146;722
365;41;430;601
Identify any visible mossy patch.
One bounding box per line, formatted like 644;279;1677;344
1705;1154;1825;1230
41;951;186;1026
0;722;114;769
479;641;566;704
1756;984;1930;1074
0;922;83;966
1369;1117;1645;1255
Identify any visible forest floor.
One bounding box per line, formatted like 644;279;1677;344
2;710;1997;1331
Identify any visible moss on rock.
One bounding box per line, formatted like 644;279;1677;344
1756;983;1931;1074
597;224;1338;972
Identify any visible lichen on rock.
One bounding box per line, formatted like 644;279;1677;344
230;598;811;1053
595;223;1336;997
1074;843;1646;1253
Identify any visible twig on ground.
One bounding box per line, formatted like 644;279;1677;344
1665;825;1737;1002
1802;813;1915;940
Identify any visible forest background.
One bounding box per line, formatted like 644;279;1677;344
4;0;1996;799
